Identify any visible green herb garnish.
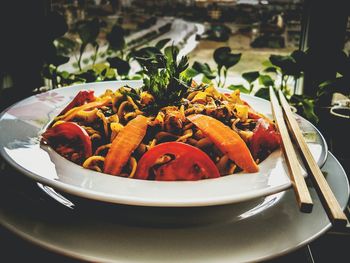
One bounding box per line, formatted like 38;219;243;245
134;45;191;111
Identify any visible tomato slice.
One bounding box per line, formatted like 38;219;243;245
134;142;220;181
249;118;281;160
60;90;96;115
41;122;92;163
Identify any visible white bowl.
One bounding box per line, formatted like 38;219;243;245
0;81;327;207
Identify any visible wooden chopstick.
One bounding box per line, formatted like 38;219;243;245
269;87;313;213
278;89;348;227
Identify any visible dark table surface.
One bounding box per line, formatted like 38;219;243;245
1;211;349;263
0;155;349;263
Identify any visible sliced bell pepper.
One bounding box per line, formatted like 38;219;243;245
58;96;112;122
60;90;96;115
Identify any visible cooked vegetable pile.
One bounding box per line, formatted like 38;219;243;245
41;47;280;181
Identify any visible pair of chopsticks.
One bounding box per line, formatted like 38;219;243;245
269;87;349;228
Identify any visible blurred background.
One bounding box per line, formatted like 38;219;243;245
0;0;349;172
0;2;349;262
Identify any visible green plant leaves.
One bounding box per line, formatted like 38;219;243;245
263;66;277;73
269;54;289;68
59;71;70;79
76;18;101;46
183;68;200;79
291;95;319;123
317;76;350;106
242;71;260;84
155;38;171;50
164;45;179;64
192;62;216;79
75;69;98;83
213;47;241;88
74;18;102;70
44;42;69;67
227;84;250;93
213;47;230;70
290;50;307;70
54;55;70;67
54;37;77;57
133;46;163;58
269;54;302;77
132;44;190;111
301;100;318;124
259;74;274;87
107;24;125;51
107;57;130;76
131;46;166;74
213;47;241;70
254;87;270;100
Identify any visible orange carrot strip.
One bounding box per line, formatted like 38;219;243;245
104;115;148;176
188;114;259;173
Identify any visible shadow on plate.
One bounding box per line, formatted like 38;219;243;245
0;159;286;228
39;184;286;228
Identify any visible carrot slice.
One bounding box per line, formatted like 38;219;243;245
188;114;259;173
104;115;148;176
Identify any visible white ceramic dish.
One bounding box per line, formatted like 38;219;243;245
0;81;328;206
0;152;348;263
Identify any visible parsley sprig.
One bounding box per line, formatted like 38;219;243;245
133;45;191;111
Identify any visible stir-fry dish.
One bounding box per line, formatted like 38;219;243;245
41;84;281;181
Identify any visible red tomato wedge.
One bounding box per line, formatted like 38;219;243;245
134;142;220;181
104;115;148;176
188;114;259;173
249;118;281;160
41;122;92;162
60;90;96;115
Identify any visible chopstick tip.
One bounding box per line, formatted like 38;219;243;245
300;202;313;213
331;217;349;230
